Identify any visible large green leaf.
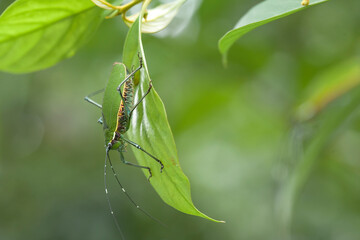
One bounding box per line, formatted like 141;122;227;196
218;0;328;62
0;0;105;73
122;0;223;222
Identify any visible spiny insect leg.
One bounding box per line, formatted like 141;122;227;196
105;148;165;226
119;151;152;181
84;88;104;109
117;71;139;114
122;138;164;173
129;81;152;119
116;56;143;94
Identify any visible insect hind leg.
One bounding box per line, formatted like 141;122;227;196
129;81;152;119
116;56;143;95
122;138;164;173
105;148;165;226
116;56;143;113
119;151;152;181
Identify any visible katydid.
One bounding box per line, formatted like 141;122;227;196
85;56;164;237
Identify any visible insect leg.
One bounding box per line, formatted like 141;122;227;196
117;56;143;115
116;57;143;94
105;148;164;226
84;88;104;109
119;151;152;181
122;138;164;172
129;81;152;119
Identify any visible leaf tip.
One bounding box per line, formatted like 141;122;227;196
218;36;230;67
210;218;226;223
196;209;225;223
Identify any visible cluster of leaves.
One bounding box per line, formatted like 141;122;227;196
1;0;344;225
0;0;327;73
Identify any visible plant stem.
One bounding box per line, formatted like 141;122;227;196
277;85;360;237
117;0;144;13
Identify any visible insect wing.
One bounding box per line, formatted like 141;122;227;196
102;62;127;144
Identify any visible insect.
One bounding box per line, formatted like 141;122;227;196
84;56;164;238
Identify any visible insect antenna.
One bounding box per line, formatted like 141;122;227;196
104;148;166;235
104;149;125;239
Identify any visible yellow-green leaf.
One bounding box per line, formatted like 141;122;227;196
218;0;328;63
0;0;105;73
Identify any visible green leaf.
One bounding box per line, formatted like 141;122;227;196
122;0;224;223
218;0;328;62
0;0;105;73
102;62;126;144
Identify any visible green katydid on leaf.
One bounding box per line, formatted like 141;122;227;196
0;0;107;73
95;58;164;240
122;0;224;223
218;0;328;63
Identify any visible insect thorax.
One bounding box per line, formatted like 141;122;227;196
108;132;125;150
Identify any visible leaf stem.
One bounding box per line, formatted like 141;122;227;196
116;0;144;13
99;0;147;19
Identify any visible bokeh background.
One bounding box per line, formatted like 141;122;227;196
1;0;360;239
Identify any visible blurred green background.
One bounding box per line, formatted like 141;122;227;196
1;0;360;239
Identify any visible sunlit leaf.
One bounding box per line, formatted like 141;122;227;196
123;0;186;33
0;0;105;73
122;0;224;222
218;0;328;63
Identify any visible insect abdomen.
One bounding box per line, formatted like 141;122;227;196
116;78;134;134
